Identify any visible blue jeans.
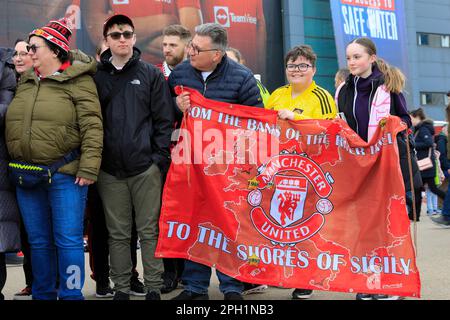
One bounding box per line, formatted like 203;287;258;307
16;173;88;300
426;187;439;213
182;260;244;295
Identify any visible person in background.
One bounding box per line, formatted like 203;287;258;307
226;47;270;107
435;123;449;209
266;45;336;300
336;37;419;300
334;68;350;89
156;24;191;80
0;46;20;301
431;104;450;228
168;23;262;301
10;39;34;300
410;108;446;221
5;19;103;300
154;24;192;294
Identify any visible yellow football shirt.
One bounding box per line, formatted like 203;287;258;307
266;82;337;120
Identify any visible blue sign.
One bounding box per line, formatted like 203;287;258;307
330;0;409;76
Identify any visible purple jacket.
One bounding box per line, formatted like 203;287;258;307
337;65;411;142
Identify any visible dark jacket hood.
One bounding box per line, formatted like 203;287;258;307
417;119;435;136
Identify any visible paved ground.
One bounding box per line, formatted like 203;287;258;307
2;212;450;300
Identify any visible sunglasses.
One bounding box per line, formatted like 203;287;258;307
106;31;134;40
26;44;45;53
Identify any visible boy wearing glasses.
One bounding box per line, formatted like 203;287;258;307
93;14;175;300
266;45;336;300
267;45;336;121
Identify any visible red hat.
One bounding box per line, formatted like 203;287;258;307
103;14;134;37
29;18;72;53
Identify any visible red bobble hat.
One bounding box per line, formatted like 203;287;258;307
29;18;72;53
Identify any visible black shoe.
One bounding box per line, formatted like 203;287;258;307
430;215;450;228
161;272;179;294
145;291;161;300
292;289;313;299
113;291;130;300
224;292;244;300
356;293;373;300
172;290;209;300
96;284;114;298
130;277;146;296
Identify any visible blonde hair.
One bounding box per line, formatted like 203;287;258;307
349;37;405;94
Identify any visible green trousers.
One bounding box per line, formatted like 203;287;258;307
97;164;163;293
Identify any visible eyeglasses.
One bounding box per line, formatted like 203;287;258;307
12;51;29;59
286;63;313;72
26;44;45;54
106;31;134;40
187;41;220;56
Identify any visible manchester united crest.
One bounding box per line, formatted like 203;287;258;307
248;152;334;246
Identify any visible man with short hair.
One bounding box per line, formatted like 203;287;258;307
155;24;191;295
157;24;191;79
168;23;262;301
94;14;175;301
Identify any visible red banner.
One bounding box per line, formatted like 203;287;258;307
156;87;421;298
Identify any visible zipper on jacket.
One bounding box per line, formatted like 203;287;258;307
353;77;360;136
203;73;220;96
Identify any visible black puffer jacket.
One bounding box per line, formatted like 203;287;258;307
0;48;20;253
168;55;263;122
94;48;175;178
435;132;449;173
414;119;436;180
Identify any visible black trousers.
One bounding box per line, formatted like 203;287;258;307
160;171;184;280
406;188;422;221
86;184;139;286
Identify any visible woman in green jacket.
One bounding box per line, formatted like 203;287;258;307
5;19;103;300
